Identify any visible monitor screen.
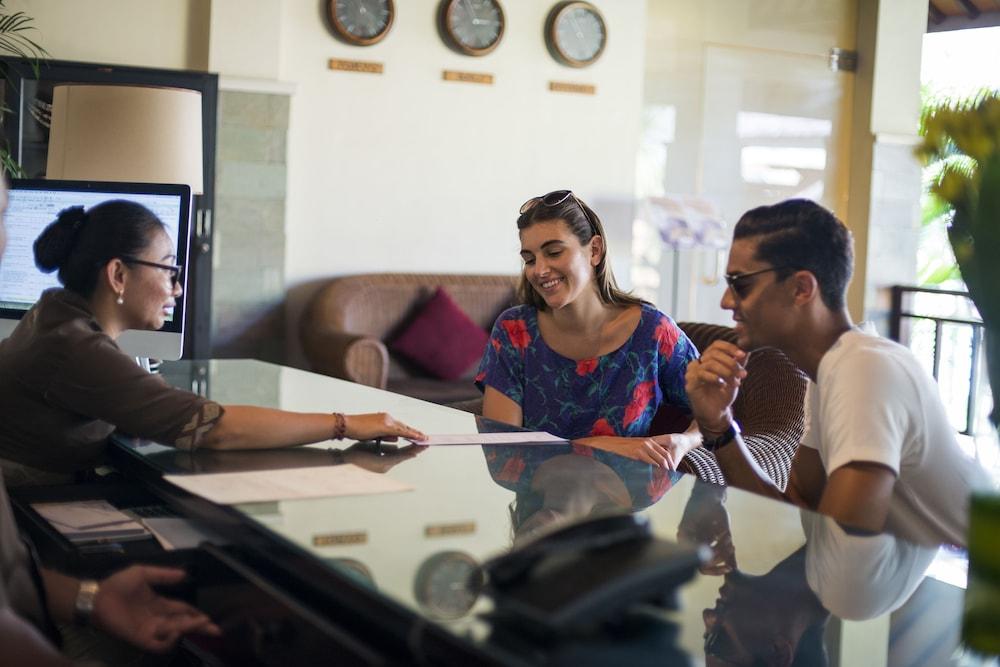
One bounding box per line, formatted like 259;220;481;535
0;179;192;360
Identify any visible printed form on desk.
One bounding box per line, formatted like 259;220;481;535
164;464;413;505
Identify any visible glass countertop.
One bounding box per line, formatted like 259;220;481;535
114;359;983;665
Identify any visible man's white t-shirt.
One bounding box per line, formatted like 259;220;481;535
800;329;991;547
802;512;935;620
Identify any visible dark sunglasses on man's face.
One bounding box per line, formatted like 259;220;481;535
120;257;184;288
723;265;792;300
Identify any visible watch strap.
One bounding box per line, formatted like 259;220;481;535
701;421;741;452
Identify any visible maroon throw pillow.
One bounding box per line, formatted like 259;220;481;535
389;287;489;381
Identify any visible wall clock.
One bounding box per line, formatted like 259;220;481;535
438;0;506;56
413;551;484;620
328;0;395;46
545;1;607;68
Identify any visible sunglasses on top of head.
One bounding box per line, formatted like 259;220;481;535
519;189;598;234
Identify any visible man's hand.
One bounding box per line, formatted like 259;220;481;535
677;487;736;575
684;340;748;433
92;566;221;653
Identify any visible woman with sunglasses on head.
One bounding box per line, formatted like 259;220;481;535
476;190;700;469
0;201;424;485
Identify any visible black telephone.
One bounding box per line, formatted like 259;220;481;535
482;514;707;636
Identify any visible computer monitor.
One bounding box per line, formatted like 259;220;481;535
0;179;192;360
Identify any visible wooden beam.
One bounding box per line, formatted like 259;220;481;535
956;0;981;18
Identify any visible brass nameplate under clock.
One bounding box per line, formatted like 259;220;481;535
424;521;476;537
549;81;597;95
312;531;368;546
442;70;494;85
328;59;384;74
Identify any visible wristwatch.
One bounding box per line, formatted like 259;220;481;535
74;579;100;626
701;420;741;452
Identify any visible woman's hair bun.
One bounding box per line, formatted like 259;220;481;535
33;205;88;273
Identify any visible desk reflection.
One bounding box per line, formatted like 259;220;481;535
677;477;945;667
131;440;426;475
482;442;683;545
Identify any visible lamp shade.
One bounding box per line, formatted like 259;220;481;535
47;84;204;194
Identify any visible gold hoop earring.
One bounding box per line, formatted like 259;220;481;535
116;292;124;305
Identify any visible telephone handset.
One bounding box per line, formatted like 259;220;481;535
483;514;707;635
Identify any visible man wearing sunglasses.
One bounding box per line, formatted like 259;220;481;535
684;199;989;547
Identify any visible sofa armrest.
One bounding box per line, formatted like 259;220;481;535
302;330;389;389
682;432;798;489
681;347;806;490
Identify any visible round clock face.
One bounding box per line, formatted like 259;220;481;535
413;551;484;620
546;1;607;67
328;0;395;46
439;0;506;56
326;558;376;587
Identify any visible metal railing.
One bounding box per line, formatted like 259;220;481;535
889;285;985;436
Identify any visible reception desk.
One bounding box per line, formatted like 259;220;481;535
46;360;980;665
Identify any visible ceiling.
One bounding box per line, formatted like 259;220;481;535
928;0;1000;31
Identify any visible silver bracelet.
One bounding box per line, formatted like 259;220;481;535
74;579;100;626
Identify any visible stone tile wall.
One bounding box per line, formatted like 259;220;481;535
211;91;289;363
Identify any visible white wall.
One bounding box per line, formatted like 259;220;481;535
209;0;282;81
9;0;207;70
279;0;646;280
277;0;648;359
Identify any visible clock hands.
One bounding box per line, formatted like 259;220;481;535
331;0;391;43
463;0;478;22
444;0;503;53
569;11;586;42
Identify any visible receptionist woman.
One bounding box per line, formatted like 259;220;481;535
0;201;425;485
476;190;700;469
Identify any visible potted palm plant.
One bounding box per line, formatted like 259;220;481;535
917;91;1000;429
0;0;47;175
916;90;1000;656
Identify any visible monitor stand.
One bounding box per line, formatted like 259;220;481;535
135;357;152;373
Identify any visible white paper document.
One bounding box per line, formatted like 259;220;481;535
31;500;150;543
164;464;413;505
32;500;135;530
408;432;569;446
140;517;224;551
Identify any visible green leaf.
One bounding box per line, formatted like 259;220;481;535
0;148;23;177
0;2;49;173
920;262;961;286
969;156;1000;329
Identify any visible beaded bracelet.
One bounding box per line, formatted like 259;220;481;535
332;412;347;440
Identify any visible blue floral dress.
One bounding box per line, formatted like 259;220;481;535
475;303;696;438
474;303;698;507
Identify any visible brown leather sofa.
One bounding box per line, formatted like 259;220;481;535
300;273;518;404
